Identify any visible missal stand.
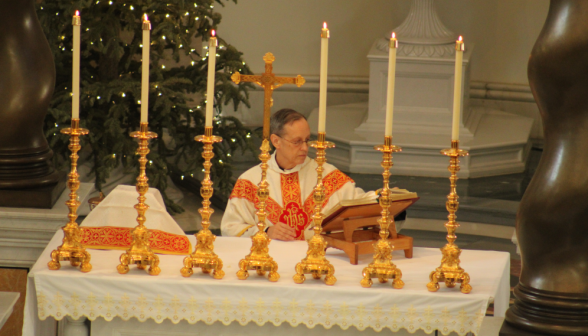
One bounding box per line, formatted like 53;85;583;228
321;195;418;265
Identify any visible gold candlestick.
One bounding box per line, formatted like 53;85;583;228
48;119;91;272
293;132;337;285
360;136;404;288
181;126;225;279
427;140;472;293
117;123;160;276
236;139;279;282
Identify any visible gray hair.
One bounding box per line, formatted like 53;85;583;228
270;108;306;137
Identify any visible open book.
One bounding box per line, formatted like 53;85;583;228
320;189;419;263
322;189;418;225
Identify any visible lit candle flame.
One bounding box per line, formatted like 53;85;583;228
392;32;396;39
75;10;80;16
211;29;216;37
323;22;327;29
458;35;463;42
144;14;149;22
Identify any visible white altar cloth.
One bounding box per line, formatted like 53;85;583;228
81;185;185;235
24;231;509;336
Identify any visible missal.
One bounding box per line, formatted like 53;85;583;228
322;189;418;228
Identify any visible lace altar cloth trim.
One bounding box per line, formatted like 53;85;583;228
36;291;485;335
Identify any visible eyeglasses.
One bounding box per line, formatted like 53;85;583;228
277;135;310;147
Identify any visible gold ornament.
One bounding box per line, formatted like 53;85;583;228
48;119;92;272
293;132;337;285
360;136;404;289
117;123;160;276
181;126;225;279
427;140;472;294
231;53;305;282
236;139;279;281
231;52;305;139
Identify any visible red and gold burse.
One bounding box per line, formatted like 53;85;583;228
230;170;353;239
79;226;191;255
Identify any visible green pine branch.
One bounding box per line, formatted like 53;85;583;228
37;0;255;214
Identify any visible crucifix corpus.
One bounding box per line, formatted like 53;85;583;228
231;52;305;282
231;52;305;139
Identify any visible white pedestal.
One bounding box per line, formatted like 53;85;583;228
0;183;94;268
308;38;533;178
355;40;477;141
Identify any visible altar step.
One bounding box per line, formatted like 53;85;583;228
349;146;539;227
349;174;523;227
308;102;534;179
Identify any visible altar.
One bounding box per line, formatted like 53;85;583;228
23;231;509;336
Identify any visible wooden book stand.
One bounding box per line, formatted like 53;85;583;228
322;198;418;265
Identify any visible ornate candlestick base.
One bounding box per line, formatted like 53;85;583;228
48;119;91;272
293;133;337;285
293;234;336;285
427;140;471;293
237;139;279;282
360;136;404;289
181;127;225;279
117;123;160;276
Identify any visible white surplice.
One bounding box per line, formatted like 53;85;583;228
221;152;375;239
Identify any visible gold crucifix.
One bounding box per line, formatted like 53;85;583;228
231;52;305;139
232;53;304;282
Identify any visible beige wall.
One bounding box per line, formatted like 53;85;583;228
216;0;549;85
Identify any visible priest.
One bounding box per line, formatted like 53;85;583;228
221;108;376;241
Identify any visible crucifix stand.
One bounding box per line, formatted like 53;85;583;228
232;52;305;281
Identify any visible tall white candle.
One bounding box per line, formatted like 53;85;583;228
385;32;398;137
205;30;217;128
451;36;464;141
141;14;151;123
318;22;329;133
72;11;81;119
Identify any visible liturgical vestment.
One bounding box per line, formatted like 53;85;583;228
221;152;374;239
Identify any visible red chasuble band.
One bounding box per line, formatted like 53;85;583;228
229;170;353;240
80;226;191;255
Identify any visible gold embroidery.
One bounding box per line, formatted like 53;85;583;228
80;226;191;255
281;173;301;204
236;225;255;237
170;296;181;315
230;170;353;238
279;173;310;239
303;169;353;214
230;179;283;225
187;297;198;314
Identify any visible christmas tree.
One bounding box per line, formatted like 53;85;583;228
36;0;254;213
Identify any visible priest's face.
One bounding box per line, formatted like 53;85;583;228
272;119;310;170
